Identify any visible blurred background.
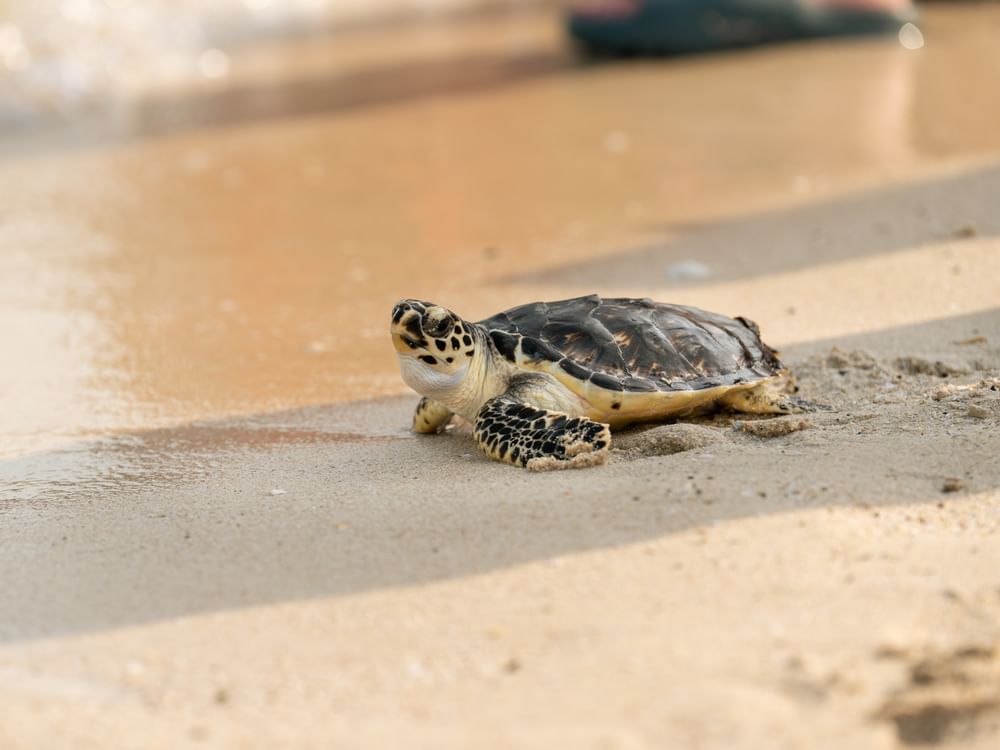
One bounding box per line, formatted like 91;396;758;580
2;0;999;482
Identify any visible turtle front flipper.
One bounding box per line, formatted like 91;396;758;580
474;396;610;470
413;397;454;433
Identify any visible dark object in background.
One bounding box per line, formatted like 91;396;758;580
567;0;917;56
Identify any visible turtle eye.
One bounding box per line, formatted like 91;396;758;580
423;311;454;338
402;336;420;349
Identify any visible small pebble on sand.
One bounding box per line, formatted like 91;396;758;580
941;478;965;493
268;488;287;496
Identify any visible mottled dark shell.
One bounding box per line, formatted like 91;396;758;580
478;294;783;393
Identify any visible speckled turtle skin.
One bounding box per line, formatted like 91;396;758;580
391;295;813;470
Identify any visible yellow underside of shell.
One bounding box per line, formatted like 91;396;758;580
521;358;779;429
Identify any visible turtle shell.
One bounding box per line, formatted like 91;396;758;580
479;295;784;415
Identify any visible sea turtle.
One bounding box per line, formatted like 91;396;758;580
390;294;820;470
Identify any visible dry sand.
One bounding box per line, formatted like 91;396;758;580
2;4;1000;749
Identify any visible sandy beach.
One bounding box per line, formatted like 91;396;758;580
2;3;999;748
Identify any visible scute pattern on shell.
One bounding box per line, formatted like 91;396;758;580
478;294;784;393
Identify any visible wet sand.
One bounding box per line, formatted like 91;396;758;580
2;3;1000;748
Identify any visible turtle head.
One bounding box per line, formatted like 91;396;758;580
390;299;478;395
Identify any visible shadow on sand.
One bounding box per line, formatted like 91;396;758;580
498;164;1000;289
1;308;997;643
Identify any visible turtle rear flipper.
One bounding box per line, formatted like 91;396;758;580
413;397;453;433
474;396;610;470
720;382;832;414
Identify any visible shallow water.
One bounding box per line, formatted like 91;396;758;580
2;3;1000;475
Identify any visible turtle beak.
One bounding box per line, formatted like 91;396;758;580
390;300;428;353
